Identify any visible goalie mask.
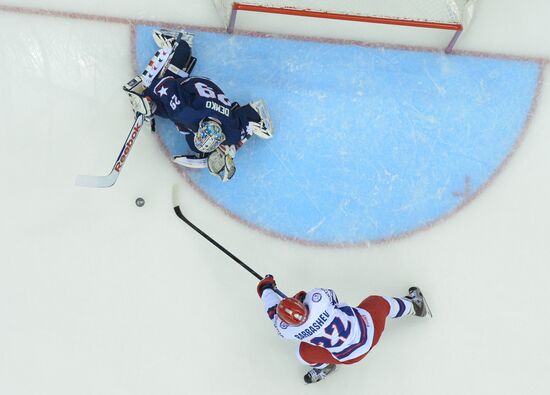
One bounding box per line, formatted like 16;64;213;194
194;117;225;153
277;297;308;326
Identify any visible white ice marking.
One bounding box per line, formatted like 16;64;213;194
307;217;326;234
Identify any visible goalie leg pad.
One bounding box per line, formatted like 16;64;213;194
152;36;196;79
248;99;274;139
153;29;194;49
140;47;174;87
165;41;196;78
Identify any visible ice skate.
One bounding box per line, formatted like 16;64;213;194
303;364;336;384
153;28;194;48
406;287;432;317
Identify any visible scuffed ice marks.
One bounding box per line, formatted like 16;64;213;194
134;26;541;244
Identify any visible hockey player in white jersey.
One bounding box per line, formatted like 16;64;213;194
257;275;431;384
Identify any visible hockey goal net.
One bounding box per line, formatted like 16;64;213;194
211;0;476;53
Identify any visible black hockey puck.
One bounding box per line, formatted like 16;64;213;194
135;197;145;207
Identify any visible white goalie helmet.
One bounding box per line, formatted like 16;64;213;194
194;117;225;153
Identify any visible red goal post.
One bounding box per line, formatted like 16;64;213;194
211;0;476;53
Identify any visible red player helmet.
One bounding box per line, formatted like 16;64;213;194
277;297;308;326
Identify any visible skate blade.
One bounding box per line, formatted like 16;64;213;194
424;297;433;318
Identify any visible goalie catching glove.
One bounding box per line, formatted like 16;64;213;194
207;145;237;182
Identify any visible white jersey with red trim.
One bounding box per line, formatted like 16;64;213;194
261;288;375;362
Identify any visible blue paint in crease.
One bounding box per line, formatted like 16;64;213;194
135;26;540;244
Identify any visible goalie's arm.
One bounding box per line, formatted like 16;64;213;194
122;35;196;118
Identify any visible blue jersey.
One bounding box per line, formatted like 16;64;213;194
146;76;260;153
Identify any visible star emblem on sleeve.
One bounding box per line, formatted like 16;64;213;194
158;86;168;97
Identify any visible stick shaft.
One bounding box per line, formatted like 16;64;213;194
75;113;144;188
174;206;263;279
173;205;286;298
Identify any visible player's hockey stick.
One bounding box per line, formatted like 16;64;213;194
75;113;145;188
172;185;286;298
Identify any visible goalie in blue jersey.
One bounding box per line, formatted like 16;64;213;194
123;29;274;181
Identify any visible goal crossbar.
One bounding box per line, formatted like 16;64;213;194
224;2;464;53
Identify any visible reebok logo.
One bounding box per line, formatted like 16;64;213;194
114;123;141;172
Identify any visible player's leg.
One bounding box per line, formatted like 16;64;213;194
296;343;338;384
123;45;175;116
356;295;394;353
355;290;430;353
382;295;415;319
124;28;196;116
378;287;432;319
153;28;194;48
166;41;196;78
153;29;197;77
297;342;339;367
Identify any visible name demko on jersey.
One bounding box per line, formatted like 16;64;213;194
262;288;375;362
147;76;250;146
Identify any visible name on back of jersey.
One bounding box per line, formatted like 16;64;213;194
205;100;230;117
293;310;331;340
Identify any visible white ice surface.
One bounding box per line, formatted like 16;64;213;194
1;1;549;394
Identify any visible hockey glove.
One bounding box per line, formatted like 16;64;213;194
123;76;156;117
257;275;277;297
218;144;237;158
207;147;236;182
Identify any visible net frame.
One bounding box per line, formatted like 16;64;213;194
212;0;472;53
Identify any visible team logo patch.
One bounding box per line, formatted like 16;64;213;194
312;292;322;303
280;321;288;329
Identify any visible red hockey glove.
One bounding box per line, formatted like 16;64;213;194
257;275;277;297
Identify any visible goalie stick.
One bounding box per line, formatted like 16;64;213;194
75;113;145;188
172;185;287;298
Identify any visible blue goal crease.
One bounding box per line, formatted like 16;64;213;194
134;26;541;244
